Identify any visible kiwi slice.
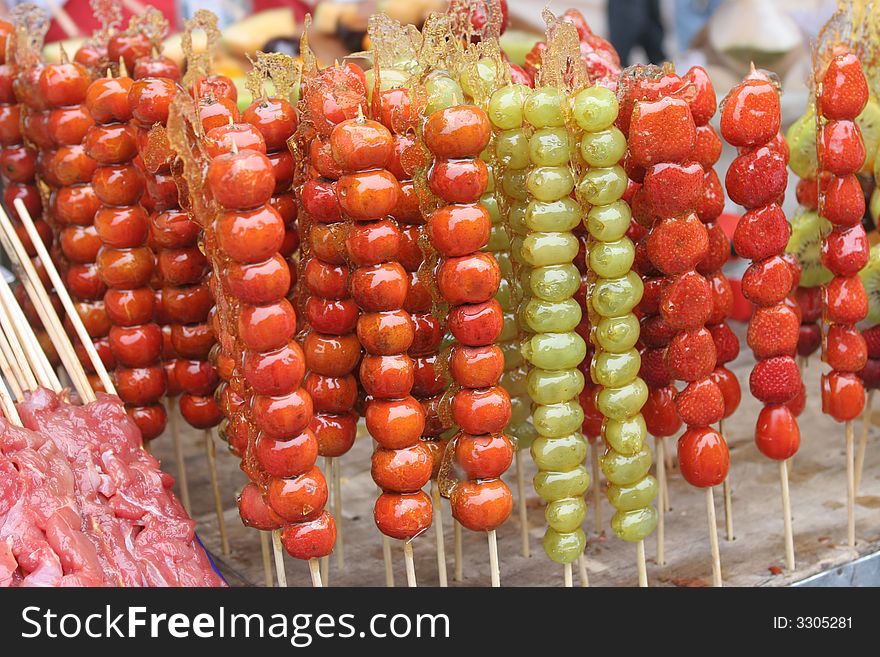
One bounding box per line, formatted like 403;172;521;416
787;108;817;180
787;207;832;287
859;244;880;325
858;100;880;175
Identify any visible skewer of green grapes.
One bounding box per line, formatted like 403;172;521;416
573;84;657;586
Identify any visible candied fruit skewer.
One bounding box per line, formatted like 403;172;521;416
722;66;798;569
628;67;727;586
686;65;740;543
574;78;658;585
815;50;871;547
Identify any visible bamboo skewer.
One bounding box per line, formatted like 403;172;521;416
204;429;230;556
332;458;344;570
0;289;37;394
705;488;722;587
382;536;395;587
0;326;25;400
0;346;22;424
779;459;795;570
577;553;589;587
563;562;572;587
308;558;323;588
636;540;648;587
167;398;191;515
431;483;448;587
515;450;529;558
453;520;463;582
10;200;115;394
854;389;875;496
488;529;500;587
590;441;602;533
321;554;329;587
322;457;331;585
403;540;417;587
846;420;856;547
719;419;734;541
272;530;288;587
655;436;666;566
260;531;274;587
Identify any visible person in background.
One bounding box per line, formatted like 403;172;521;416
674;0;723;52
607;0;666;65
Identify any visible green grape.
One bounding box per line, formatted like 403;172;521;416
509;395;531;426
524;87;566;128
498;311;519;341
529;127;571;167
534;464;590;500
607;476;658;512
594;313;640;353
511;421;538;450
546;497;587;533
591;271;644;318
488;84;530;130
597;378;648;421
572;85;619;132
603;414;647;456
533;400;585;438
501;361;528;395
461;58;498;100
577;164;628;206
526;198;581;232
495;277;515;311
527;367;585;405
530;264;580;302
523;331;586;370
495;128;531;169
587;200;632;242
527;166;575;202
364;68;408;102
579;126;626;167
496;250;514;278
531;433;588;471
524;298;581;333
484;162;496;193
521;232;579;267
486;224;511;253
508;201;529;234
611;507;658;542
480;193;502;224
592;348;641;388
589;236;635;279
502;169;529;200
510;237;526;265
601;443;652;486
501;340;525;369
425;75;464;114
544;527;586;564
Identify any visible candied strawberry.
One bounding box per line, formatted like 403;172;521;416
732;204;789;261
764;131;790;161
741;255;794;306
820;173;865;226
616;73;681;136
696;169;724;225
693;124;722;168
675;376;724;426
630;185;657;228
709;365;741;417
824;276;868;324
859;358;880;389
629;96;696;168
749;355;801;404
678;426;729;487
642;384;682;437
633;236;659;275
640;346;672;387
755;404;800;460
795;286;823;322
638;275;665;314
683;66;716;126
640;314;677;348
782;294;802;323
627;215;647;241
642;161;703;218
725;146;788;208
820;53;868;121
824;324;867;372
795;177;818;210
821;224;868;277
797;323;822;357
623;179;641;205
862;325;880;358
579;384;603;440
747;304;799;359
697;222;730;275
660;271;712;330
819;120;866;175
709;321;740;364
720;78;780;147
646;214;708;275
786;382;807;417
781;253;802;292
821;371;865;421
705;271;733;325
665;327;716;381
621;151;646;183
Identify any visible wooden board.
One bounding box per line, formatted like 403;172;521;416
154;342;880;587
